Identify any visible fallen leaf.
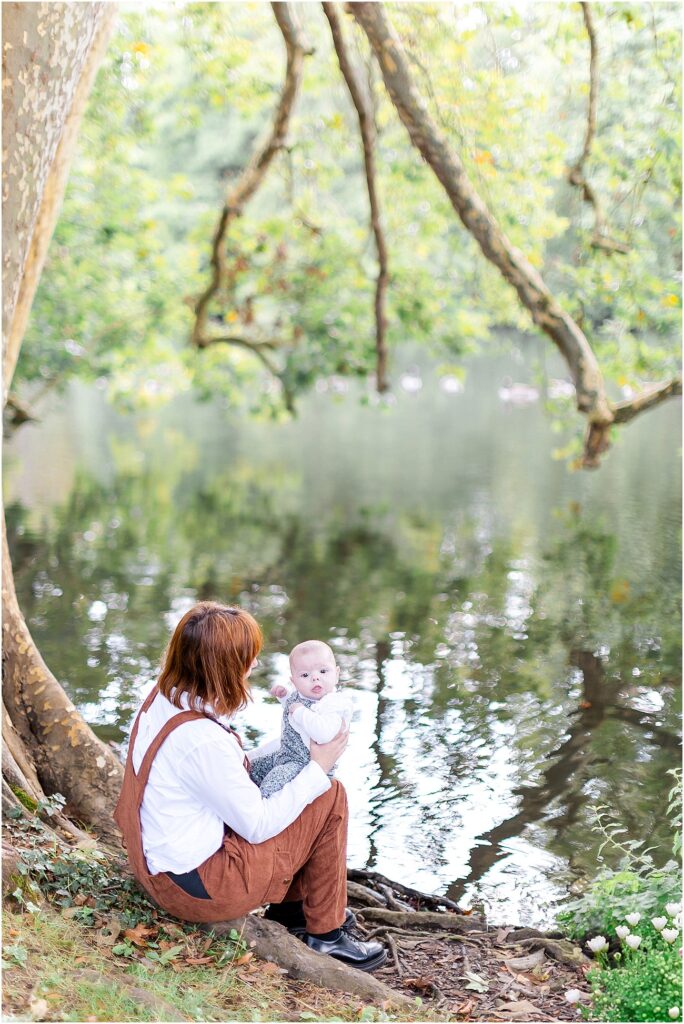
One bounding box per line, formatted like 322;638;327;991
403;977;435;992
496;928;512;943
257;961;281;975
505;950;546;971
94;916;123;947
29;997;49;1020
123;923;157;947
464;970;489;992
493;999;544;1019
9;929;19;937
184;955;214;965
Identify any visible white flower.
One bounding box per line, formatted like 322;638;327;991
625;913;641;927
616;925;631;940
587;936;609;953
668;1008;679;1020
662;929;679;943
565;989;582;1004
625;935;642;949
652;917;668;931
666;903;681;918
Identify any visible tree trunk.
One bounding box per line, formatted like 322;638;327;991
2;2;122;834
2;1;117;399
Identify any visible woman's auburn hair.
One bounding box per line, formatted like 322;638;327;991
158;602;262;717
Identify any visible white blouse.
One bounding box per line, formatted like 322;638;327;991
131;686;331;875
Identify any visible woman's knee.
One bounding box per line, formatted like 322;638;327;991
328;778;348;814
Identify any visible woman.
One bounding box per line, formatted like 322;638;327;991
115;601;386;971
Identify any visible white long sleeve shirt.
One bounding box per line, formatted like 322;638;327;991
286;690;354;746
132;687;331;875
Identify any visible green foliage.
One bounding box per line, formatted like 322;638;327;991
557;770;682;1022
2;943;28;969
557;770;682;941
584;934;681;1022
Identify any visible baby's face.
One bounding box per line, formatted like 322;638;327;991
290;646;339;701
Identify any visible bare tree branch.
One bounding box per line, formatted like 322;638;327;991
191;3;311;361
612;376;682;423
567;3;629;254
323;1;390;392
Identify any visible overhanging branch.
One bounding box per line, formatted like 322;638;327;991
566;3;629;254
612;376;682;423
323;1;390;393
191;3;311;360
349;2;680;466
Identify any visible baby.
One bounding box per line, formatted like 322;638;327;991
250;640;353;798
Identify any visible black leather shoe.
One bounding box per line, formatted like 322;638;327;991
305;930;387;972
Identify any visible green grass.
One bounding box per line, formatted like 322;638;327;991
2;905;442;1022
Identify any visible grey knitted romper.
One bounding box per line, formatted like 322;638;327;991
250;691;327;798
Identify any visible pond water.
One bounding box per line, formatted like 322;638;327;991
5;340;682;927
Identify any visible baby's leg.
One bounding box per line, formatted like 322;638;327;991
249;752;277;786
259;759;308;798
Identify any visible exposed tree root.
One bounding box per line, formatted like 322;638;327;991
358;907;485;932
348;867;462;911
209;916;413;1007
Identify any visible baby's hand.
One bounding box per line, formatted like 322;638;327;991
270;684;288;699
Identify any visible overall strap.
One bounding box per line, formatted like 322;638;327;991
128;685;250;791
134;708;206;790
125;682;163;769
225;724;250;771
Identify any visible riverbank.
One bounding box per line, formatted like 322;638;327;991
2;814;591;1022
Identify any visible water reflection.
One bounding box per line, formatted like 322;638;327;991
4;349;681;925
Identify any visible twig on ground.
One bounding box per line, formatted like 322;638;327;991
386;932;402;977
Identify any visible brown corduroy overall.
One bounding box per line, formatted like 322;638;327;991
114;685;348;929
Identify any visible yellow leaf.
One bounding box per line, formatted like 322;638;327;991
224;310;239;323
662;293;680;307
132;42;150;55
610;579;630;604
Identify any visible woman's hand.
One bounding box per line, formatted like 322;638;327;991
309;721;350;774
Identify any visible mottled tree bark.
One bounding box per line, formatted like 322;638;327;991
350;2;680;465
2;1;117;401
2;2;122;833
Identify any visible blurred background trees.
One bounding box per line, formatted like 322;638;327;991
12;2;681;455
